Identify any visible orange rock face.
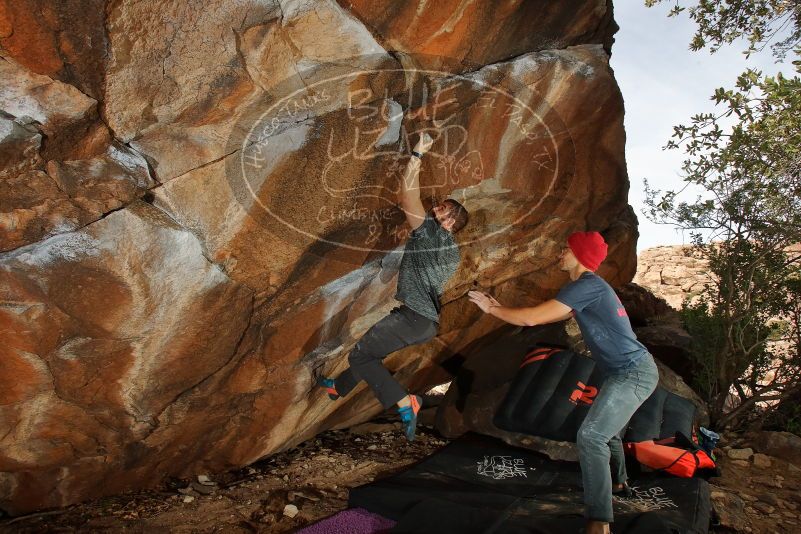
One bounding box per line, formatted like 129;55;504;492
1;0;637;514
336;0;617;71
0;0;107;100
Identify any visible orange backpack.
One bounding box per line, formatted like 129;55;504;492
624;433;717;478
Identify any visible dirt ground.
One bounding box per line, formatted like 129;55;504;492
4;411;801;534
0;412;447;534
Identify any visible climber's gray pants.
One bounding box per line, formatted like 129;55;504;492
334;305;437;408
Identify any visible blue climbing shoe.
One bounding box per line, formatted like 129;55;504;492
398;394;423;442
317;376;340;400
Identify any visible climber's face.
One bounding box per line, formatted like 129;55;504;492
432;201;455;232
559;246;579;271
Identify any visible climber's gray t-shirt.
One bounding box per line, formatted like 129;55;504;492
395;215;460;323
555;272;648;372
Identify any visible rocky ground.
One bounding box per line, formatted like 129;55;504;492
710;434;801;533
3;407;801;533
0;412;446;534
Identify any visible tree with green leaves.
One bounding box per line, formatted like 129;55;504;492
645;0;801;58
645;0;801;428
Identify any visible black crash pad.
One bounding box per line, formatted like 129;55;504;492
493;348;697;443
349;433;710;534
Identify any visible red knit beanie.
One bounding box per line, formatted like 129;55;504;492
567;231;608;271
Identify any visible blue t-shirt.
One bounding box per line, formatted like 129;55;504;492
555;272;647;372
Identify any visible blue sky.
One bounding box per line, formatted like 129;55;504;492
610;2;792;251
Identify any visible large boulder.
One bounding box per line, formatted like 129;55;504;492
336;0;617;71
616;282;677;328
0;110;153;252
0;202;253;510
1;0;639;514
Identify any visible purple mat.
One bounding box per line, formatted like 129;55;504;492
296;507;396;534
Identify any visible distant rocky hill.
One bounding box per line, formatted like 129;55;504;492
634;245;712;310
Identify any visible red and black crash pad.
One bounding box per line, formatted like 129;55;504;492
349;433;711;533
493;347;697;443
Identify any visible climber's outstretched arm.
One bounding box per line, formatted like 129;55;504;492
398;133;433;231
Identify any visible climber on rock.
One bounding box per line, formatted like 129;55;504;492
317;132;469;442
468;232;659;534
